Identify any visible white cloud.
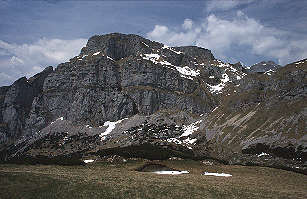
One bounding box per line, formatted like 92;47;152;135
0;38;87;86
206;0;255;12
147;25;169;39
182;19;193;30
147;20;200;47
147;11;307;66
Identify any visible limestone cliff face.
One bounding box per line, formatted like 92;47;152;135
0;33;305;173
24;33;218;137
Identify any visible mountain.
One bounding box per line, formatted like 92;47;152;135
246;61;281;74
0;33;306;174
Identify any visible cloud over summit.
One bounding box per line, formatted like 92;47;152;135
147;11;307;66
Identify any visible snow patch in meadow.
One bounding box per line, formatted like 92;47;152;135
203;172;232;177
257;152;269;157
83;159;94;163
153;170;189;175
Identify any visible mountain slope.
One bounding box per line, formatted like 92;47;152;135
0;33;305;173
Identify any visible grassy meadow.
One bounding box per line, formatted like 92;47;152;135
0;160;306;199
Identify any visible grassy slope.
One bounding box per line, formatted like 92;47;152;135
0;160;306;199
198;60;306;160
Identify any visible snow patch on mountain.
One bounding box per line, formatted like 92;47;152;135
141;42;149;47
142;54;199;80
167;120;202;148
295;61;305;65
207;73;230;93
107;56;114;61
162;45;183;54
180;120;202;137
142;54;173;66
206;60;246;93
50;117;64;125
100;118;127;141
264;69;275;76
174;66;200;80
93;52;101;56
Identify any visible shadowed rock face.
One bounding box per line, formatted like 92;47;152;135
1;67;53;139
0;33;306;174
0;86;10;124
81;33;161;61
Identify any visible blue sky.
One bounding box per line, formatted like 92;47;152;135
0;0;307;86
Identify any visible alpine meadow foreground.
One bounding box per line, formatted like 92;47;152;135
0;160;306;199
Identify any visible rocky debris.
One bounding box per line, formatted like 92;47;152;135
102;155;127;163
3;111;197;162
242;143;306;162
168;157;183;160
201;160;214;166
228;153;306;175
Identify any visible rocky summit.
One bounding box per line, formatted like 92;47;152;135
0;33;306;174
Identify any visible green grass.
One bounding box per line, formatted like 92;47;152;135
0;160;306;199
